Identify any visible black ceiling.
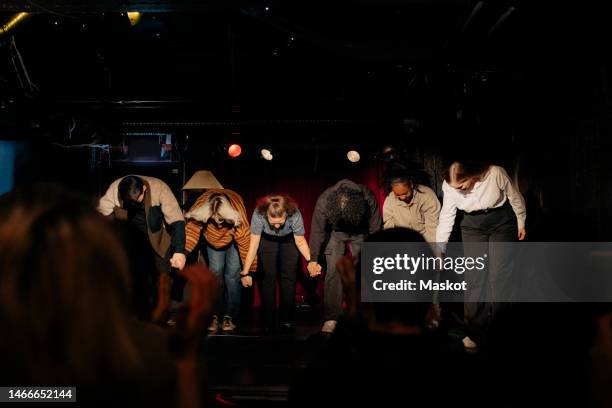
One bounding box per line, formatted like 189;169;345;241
1;0;611;139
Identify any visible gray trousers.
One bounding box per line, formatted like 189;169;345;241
324;231;365;321
461;202;518;330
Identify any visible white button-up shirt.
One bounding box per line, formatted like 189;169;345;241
435;165;527;250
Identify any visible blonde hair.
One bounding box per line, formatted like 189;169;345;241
445;161;490;185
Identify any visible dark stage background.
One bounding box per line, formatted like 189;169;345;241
1;3;612;405
1;1;612;242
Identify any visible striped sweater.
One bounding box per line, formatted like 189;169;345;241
185;189;256;272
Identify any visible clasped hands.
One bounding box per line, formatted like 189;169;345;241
170;252;187;270
307;261;322;277
240;261;322;288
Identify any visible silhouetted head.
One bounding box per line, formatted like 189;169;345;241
359;228;432;330
0;184;140;384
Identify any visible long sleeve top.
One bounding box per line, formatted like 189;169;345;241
184;189;256;272
309;179;382;262
435;165;527;252
383;185;441;243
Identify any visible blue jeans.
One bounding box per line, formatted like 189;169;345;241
207;244;242;319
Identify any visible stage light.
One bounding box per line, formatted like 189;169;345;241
228;144;242;158
0;12;28;35
127;11;142;26
347;150;361;163
261;148;273;161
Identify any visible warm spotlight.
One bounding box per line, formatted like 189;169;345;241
261;148;273;161
228;144;242;158
347;150;361;163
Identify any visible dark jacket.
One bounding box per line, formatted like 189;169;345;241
309;179;381;262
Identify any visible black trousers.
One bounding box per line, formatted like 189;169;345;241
258;233;299;328
461;201;518;330
130;238;173;320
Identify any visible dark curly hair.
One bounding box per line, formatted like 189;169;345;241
381;160;428;194
326;186;368;228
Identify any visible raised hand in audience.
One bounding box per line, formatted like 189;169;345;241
151;273;172;324
168;263;219;359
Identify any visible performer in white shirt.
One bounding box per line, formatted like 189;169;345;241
436;161;526;348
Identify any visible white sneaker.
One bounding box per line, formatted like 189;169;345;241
208;315;219;332
462;336;477;350
222;316;236;332
321;320;337;334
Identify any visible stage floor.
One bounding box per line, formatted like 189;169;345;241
201;306;327;407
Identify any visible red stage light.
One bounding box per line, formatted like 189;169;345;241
228;144;242;158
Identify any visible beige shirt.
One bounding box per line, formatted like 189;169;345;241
97;175;185;259
383;185;441;243
97;175;184;225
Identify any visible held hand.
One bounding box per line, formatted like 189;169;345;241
241;275;253;288
518;228;526;241
170;252;187;270
307;262;322;277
